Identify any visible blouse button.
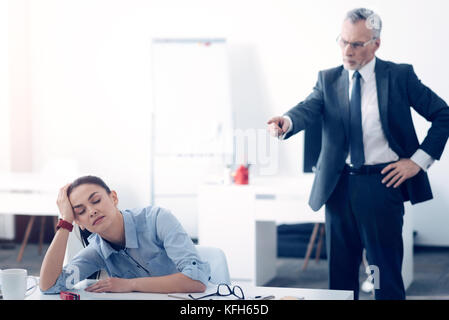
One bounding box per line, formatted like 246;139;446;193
192;261;197;265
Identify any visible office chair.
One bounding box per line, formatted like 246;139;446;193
195;245;231;285
63;225;107;279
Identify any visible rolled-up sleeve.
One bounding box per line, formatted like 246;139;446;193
155;209;211;286
40;245;105;295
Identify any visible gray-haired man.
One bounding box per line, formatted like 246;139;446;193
268;8;449;299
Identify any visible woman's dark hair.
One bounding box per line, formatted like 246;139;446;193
67;175;111;198
67;175;112;281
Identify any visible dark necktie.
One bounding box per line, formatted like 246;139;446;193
349;71;365;168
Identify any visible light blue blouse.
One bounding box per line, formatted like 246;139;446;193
42;206;210;294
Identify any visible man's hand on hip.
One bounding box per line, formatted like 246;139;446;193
267;116;291;138
381;159;421;188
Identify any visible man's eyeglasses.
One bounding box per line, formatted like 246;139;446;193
336;35;377;50
188;283;245;300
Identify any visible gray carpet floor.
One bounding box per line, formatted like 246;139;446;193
1;242;449;300
267;246;449;300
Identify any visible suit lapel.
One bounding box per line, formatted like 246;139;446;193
334;58;401;156
336;68;350;143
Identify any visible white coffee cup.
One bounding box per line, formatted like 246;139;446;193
0;269;38;300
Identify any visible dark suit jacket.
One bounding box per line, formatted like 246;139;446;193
284;57;449;211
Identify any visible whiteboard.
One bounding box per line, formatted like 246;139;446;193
151;38;233;156
150;39;234;238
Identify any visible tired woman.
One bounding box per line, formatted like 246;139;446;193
39;175;210;294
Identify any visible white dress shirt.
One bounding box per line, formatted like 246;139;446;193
281;57;434;171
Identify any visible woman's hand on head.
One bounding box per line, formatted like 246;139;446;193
57;183;75;224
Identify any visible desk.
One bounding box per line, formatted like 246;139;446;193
198;176;323;286
26;279;353;300
198;176;414;289
0;173;61;261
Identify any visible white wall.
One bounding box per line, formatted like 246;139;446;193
0;1;10;172
8;0;449;242
0;0;14;240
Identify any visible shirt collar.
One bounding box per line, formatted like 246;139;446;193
122;210;139;249
348;56;376;82
89;210;139;259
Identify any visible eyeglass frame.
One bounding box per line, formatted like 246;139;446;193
336;35;378;50
188;283;245;300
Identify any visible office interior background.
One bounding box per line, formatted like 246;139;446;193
1;0;449;299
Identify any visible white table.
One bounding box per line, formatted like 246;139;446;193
0;173;60;215
198;176;414;289
26;278;353;300
0;173;61;262
198;176;323;286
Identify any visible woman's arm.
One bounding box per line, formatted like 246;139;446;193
85;273;206;293
39;228;71;291
39;184;74;291
85;207;209;294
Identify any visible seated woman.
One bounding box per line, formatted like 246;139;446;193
39;175;210;294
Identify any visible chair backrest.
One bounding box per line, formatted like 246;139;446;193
64;225;85;266
64;226;107;279
195;245;231;285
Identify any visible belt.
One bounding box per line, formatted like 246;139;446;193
343;162;395;175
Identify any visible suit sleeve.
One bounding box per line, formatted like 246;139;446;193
283;71;325;139
407;65;449;160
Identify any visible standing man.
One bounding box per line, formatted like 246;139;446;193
268;8;449;300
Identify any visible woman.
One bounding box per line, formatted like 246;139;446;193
39;175;210;294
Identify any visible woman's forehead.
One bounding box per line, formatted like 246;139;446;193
69;183;105;202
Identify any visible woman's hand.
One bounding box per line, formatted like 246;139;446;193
85;278;134;293
57;183;75;223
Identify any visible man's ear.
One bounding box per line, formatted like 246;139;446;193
374;37;381;51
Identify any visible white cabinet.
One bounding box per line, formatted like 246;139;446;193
198;176;413;289
198;176;322;286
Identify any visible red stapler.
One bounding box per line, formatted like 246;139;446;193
60;291;80;300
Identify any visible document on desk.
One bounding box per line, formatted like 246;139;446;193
170;290;276;301
78;280;278;300
70;280;138;300
168;293;275;300
83;291;138;300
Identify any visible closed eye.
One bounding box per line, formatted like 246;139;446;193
73;196;101;216
75;208;86;215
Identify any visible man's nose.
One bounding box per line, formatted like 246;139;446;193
343;44;354;56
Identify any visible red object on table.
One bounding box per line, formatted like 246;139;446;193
234;165;249;185
60;291;80;300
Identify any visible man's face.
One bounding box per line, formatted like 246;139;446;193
340;19;380;70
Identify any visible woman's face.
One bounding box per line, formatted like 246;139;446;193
69;183;119;233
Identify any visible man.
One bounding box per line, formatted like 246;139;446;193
267;8;449;300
